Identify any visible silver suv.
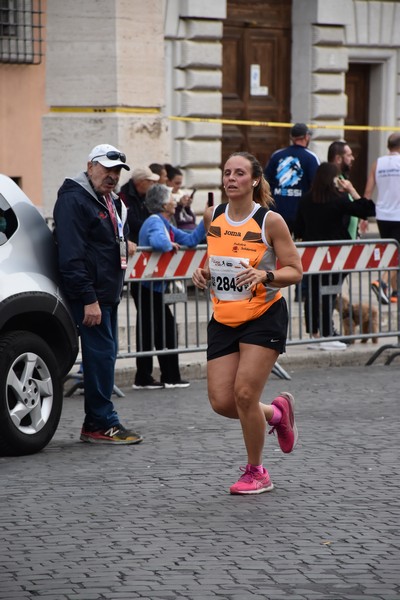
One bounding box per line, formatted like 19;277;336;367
0;175;78;455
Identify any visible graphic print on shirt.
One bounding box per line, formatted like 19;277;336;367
274;156;304;197
207;222;264;248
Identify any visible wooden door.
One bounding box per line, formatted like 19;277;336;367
345;63;371;194
222;1;292;171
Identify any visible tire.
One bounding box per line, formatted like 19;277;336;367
0;331;63;456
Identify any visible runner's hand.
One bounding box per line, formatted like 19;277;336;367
192;267;210;290
235;263;268;289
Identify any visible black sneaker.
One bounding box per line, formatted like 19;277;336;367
371;280;389;304
163;380;190;389
132;381;164;390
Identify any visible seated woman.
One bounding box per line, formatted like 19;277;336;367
294;162;376;349
134;184;206;389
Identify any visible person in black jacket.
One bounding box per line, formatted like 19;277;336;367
119;166;159;244
294;162;375;348
53;144;143;445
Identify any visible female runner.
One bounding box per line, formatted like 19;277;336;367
192;152;303;494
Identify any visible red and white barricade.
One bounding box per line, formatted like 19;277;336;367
125;246;208;281
297;240;399;274
126;240;399;281
118;239;399;369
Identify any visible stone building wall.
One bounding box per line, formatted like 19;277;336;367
11;0;400;212
42;0;168;213
292;0;400;164
42;0;227;214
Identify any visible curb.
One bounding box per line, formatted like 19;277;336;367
112;339;399;389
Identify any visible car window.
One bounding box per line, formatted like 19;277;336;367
0;195;18;245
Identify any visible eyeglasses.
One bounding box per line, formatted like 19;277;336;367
91;151;126;163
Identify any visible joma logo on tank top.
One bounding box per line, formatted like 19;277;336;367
224;230;241;236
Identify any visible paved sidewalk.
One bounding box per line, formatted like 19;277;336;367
108;336;400;389
1;364;400;600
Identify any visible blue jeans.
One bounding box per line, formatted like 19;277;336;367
69;301;120;430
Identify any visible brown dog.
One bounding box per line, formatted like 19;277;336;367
335;295;378;344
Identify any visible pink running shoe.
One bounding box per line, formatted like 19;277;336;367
229;466;274;495
268;392;298;453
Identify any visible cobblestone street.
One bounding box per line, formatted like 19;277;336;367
1;364;399;600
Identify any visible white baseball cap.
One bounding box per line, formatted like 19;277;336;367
88;144;130;171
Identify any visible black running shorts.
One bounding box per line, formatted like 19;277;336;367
207;296;288;361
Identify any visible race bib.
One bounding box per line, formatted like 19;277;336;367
209;255;252;301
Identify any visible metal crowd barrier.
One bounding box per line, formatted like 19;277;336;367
116;237;400;369
291;238;400;365
64;237;400;393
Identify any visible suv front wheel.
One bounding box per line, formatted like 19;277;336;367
0;331;63;456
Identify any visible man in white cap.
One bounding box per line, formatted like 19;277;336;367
53;144;143;444
119;166;160;244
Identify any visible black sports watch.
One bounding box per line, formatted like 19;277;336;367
263;271;275;284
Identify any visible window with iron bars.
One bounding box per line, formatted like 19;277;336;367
0;0;43;64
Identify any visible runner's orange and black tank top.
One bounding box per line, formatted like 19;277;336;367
207;202;282;327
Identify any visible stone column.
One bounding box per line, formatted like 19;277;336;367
165;0;227;210
42;0;167;214
291;0;351;159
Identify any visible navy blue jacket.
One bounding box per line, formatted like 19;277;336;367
294;191;375;241
264;144;320;228
53;172;128;305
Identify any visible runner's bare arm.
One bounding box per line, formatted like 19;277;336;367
364;161;377;199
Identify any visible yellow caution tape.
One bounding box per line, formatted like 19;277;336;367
168;115;400;132
48;108;399;132
49;106;161;114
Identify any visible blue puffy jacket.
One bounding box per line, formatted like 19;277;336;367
138;213;206;293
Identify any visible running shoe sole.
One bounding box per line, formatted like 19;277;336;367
80;433;143;444
163;382;190;389
132;384;164;390
230;482;274;495
277;392;298;452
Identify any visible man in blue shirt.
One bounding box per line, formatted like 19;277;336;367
264;123;320;233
